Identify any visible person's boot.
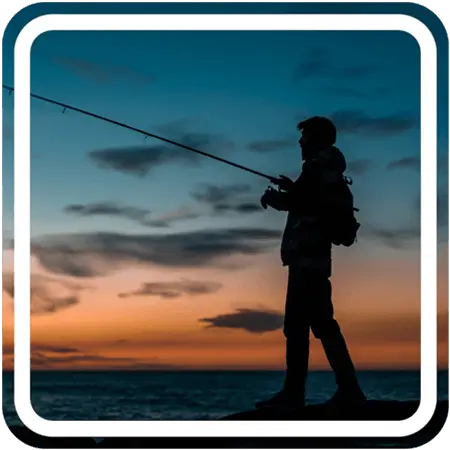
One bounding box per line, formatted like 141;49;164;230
255;389;305;411
324;387;366;408
256;338;308;411
320;320;366;406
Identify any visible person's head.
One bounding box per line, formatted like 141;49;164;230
297;116;337;160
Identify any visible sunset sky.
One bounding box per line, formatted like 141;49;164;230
2;15;448;370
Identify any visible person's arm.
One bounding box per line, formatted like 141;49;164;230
261;189;291;211
261;180;306;212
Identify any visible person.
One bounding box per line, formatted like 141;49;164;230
256;116;366;410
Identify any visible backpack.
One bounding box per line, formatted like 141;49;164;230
325;176;360;247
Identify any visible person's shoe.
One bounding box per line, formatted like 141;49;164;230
324;388;367;408
255;389;305;411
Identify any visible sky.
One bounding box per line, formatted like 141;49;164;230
2;27;448;371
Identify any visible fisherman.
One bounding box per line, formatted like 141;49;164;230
257;116;366;410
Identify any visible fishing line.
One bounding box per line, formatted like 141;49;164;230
3;85;278;183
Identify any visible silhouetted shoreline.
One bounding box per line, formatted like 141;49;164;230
7;400;448;448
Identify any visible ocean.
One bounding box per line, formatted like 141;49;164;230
2;370;448;424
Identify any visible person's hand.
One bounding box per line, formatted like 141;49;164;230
273;175;294;191
261;187;275;209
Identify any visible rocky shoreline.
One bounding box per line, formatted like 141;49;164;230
7;400;448;448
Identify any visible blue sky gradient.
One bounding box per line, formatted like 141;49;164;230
1;3;448;371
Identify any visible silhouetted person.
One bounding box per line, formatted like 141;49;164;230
257;117;366;410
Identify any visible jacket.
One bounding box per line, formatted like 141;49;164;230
265;147;347;273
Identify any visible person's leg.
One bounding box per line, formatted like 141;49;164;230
255;266;309;409
283;266;310;398
309;272;365;400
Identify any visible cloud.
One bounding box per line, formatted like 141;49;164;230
65;202;201;228
192;184;251;204
199;308;284;334
31;227;281;277
142;207;201;228
33;345;81;354
293;49;375;82
346;159;372;176
89;145;199;177
4;340;179;370
387;156;420;171
3;231;13;249
88;119;234;177
438;188;448;229
88;127;234;177
329;110;417;136
65;202;150;221
2;344;82;357
247;139;294;153
325;86;390;100
363;224;419;249
414;187;449;228
29;350;177;370
53;56;155;84
386;152;449;174
2;273;83;315
191;183;262;215
363;184;447;248
119;279;222;299
325;86;372;100
293;48;329;81
214;202;263;214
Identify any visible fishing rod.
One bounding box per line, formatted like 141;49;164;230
3;85;278;184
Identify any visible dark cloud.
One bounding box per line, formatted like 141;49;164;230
199;308;284;334
192;184;251;204
33;345;81;354
31;352;133;367
30;351;178;370
386;152;449;174
89;145;198;177
191;183;262;215
31;228;281;278
3;231;14;250
325;86;371;100
4;340;178;370
414;187;449;228
142;208;201;228
65;202;201;228
247;139;294;153
293;49;375;82
387;156;420;171
65;202;150;221
3;344;81;356
89;126;234;177
325;86;390;100
324;86;372;100
293;48;329;81
329;110;417;136
119;279;222;299
214;202;262;214
346;159;372;176
110;339;130;346
2;273;83;314
53;56;155;84
364;184;446;249
363;225;419;249
437;187;448;229
88;119;234;177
